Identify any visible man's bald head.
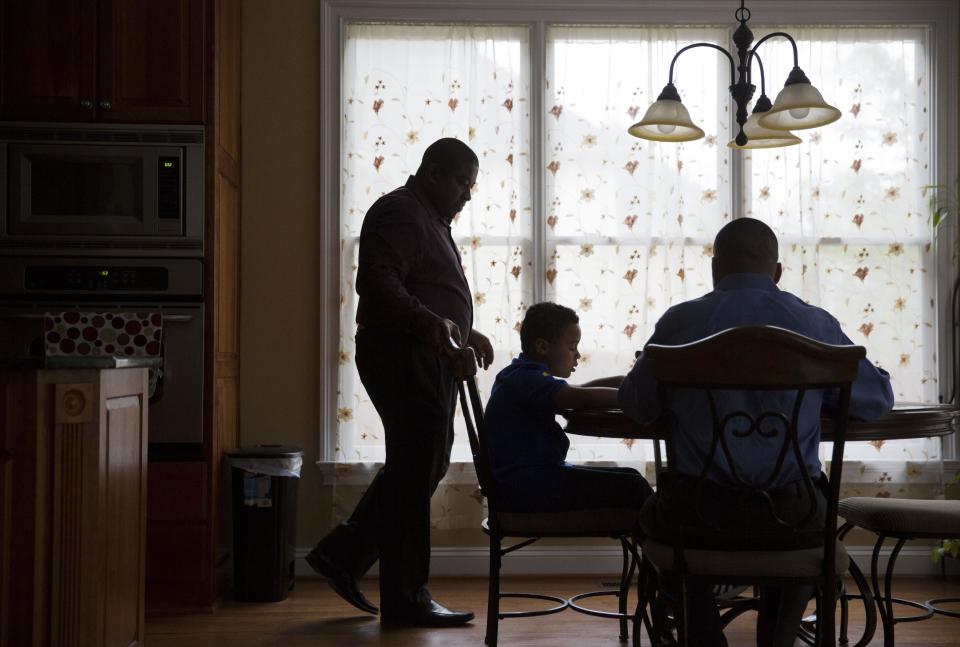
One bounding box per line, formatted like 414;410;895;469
415;138;479;219
711;218;782;284
419;137;479;170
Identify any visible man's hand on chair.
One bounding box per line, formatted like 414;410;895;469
466;328;494;370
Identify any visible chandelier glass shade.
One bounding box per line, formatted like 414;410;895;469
758;80;843;130
628;0;840;149
727;94;801;149
627;86;705;142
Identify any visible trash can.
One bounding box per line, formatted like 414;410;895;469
226;445;303;602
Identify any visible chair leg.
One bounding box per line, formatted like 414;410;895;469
821;579;837;647
811;586;822;647
636;557;657;647
867;534;891;647
839;578;850;646
881;536;907;647
844;555;878;647
679;576;689;647
486;533;501;647
618;537;632;641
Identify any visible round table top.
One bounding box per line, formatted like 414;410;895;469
561;402;959;442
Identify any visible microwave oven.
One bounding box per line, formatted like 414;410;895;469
0;123;204;255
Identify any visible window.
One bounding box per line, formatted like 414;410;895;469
323;3;957;475
336;23;531;462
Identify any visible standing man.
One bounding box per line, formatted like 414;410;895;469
307;138;493;627
619;217;893;647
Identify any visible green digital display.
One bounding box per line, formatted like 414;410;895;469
99;270;109;276
163;161;175;169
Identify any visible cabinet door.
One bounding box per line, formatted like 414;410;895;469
101;372;148;647
98;0;204;123
0;0;98;121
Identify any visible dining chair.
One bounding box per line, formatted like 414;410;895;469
836;497;960;646
449;347;644;647
637;325;865;647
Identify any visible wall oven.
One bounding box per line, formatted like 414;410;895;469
0;123;203;255
0;256;204;445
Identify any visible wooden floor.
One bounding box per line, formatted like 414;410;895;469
146;576;960;646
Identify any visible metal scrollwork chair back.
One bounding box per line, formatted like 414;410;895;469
641;325;865;647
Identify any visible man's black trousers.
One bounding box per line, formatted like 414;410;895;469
317;329;457;612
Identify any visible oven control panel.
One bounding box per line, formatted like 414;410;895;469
25;266;169;291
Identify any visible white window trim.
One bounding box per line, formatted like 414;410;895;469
318;0;960;466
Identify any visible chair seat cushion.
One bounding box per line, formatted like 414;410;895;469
641;538;849;578
493;507;641;536
839;498;960;536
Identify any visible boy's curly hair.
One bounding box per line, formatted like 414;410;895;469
520;302;579;353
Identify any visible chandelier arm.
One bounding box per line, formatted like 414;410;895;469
750;31;800;68
667;42;736;86
747;50;766;96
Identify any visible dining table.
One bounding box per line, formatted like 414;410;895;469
561;402;959;443
561;402;959;647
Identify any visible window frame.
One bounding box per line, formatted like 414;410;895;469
318;0;960;464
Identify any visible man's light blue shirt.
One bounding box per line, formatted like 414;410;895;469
618;273;894;486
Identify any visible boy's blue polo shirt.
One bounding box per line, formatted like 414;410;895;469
483;353;569;512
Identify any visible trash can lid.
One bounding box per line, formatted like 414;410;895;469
226;444;303;458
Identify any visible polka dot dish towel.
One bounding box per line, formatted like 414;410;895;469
44;311;163;358
44;312;164;397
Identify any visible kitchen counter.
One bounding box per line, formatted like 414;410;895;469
0;356;162;370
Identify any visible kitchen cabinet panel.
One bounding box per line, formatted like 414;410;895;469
0;0;203;123
98;0;204;123
0;367;148;647
0;0;97;121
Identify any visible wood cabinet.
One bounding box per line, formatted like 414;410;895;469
0;367;148;647
0;0;240;615
144;0;240;612
0;0;204;123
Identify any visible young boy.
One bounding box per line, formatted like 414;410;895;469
483;302;653;513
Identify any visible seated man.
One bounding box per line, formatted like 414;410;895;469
619;218;894;647
484;301;652;514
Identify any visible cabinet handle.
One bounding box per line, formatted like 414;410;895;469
80;99;93;109
99;100;112;110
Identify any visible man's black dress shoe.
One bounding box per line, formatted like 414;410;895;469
381;599;474;628
305;547;378;614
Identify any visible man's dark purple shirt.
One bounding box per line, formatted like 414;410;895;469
356;175;473;341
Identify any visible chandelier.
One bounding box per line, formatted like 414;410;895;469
628;0;841;149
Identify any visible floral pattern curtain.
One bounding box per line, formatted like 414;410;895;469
544;26;730;463
333;23;942;529
745;27;940;497
334;24;531;526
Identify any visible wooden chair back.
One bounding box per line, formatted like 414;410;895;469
644;325;864;555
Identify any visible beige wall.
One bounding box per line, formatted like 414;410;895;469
241;0;328;546
240;0;480;548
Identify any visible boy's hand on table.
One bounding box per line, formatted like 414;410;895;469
467;329;494;370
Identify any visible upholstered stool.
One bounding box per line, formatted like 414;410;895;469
838;497;960;647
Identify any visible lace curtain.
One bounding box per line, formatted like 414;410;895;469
332;23;941;528
745;27;940;498
544;26;730;464
333;24;531;528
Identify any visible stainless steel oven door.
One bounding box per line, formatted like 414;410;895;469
0;303;204;444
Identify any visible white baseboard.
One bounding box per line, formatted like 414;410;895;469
296;544;960;579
